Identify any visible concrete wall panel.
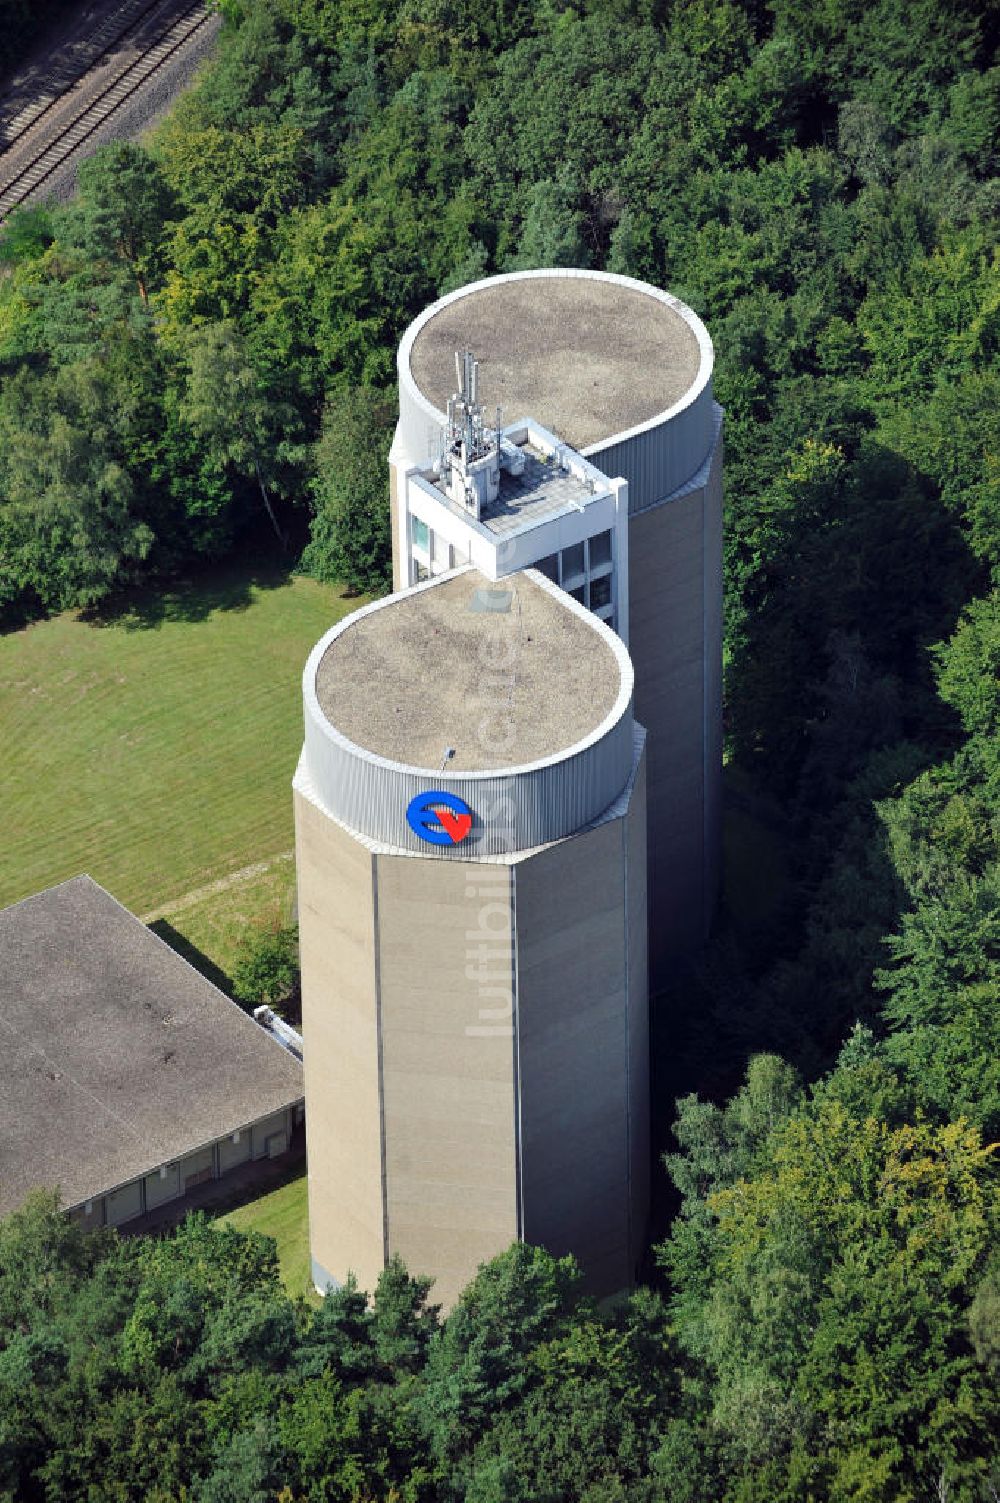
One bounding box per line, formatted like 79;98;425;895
702;434;724;930
181;1146;214;1189
375;855;518;1311
144;1164;182;1209
514;802;643;1295
252;1111;290;1160
296;789;386;1295
105;1179;142;1226
218;1132;251;1175
629;488;706;970
389;462;402;592
625;746;650;1269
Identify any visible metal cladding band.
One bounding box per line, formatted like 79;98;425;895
301;570;636;858
396;268;715;514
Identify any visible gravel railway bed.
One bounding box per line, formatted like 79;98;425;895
0;0;219;221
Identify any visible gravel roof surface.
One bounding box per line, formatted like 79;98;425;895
315;570;623;772
0;876;303;1217
409;277;702;450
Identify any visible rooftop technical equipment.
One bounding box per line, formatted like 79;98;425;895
441;349;502;518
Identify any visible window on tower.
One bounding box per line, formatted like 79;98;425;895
561;543;585;583
590;574;612;612
411;516;429;553
589;530;613;570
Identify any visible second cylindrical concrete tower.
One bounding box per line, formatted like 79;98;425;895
389;269;723;979
295;566;648;1309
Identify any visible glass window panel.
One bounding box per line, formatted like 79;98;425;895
561;543;585;580
589;530;613;569
590;574;612;610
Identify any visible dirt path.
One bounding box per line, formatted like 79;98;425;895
142;851;295;924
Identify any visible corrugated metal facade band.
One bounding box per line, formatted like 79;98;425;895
583;384;715;514
302;693;636;858
396;376;715;519
395;268;716;516
300;567;637;857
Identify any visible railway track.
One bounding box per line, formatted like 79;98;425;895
0;0;213;222
0;0;189;151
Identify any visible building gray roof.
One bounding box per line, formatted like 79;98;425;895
314;568;622;773
0;876;303;1217
408;274;702;451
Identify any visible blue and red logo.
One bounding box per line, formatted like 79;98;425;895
406;790;473;846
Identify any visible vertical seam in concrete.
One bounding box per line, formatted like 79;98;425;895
371;855;389;1268
622;811;633;1280
701;460;709;938
510;862;524;1241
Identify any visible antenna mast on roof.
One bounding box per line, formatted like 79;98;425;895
442;349;501;520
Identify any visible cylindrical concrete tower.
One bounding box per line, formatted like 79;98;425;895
389;269;723;978
294;566;648;1309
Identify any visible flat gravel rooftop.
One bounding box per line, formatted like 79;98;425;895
409;276;702;450
315;569;622;771
0;876;303;1217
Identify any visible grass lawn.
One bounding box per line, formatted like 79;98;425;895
149;854;299;993
0;565;361;917
217;1166;316;1302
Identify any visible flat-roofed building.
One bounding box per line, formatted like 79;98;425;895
0;875;304;1229
295;566;648;1309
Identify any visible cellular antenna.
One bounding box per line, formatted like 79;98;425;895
440;349;501;520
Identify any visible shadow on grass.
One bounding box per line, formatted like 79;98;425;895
207;1148;307;1222
149;918;235;998
81;560;298;632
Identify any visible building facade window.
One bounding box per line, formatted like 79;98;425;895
590;574;612;612
410;514;433;585
561;542;585;583
588;530;613;570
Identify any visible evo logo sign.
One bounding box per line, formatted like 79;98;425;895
406;790;473;846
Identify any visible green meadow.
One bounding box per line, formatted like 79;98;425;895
0;567;358;921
